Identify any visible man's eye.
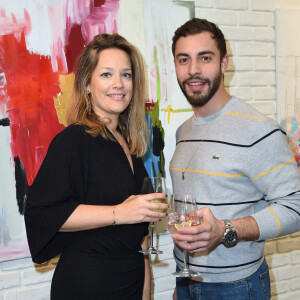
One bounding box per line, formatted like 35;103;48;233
178;58;188;64
201;56;211;63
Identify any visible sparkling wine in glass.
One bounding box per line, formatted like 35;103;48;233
168;194;201;277
139;177;167;255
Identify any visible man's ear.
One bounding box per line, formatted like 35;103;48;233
221;55;229;73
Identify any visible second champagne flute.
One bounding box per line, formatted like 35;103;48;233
168;194;201;277
139;177;167;255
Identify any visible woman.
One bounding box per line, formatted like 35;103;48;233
25;33;168;300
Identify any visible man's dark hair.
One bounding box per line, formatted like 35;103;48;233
172;18;227;59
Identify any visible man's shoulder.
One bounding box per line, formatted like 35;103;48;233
226;97;282;132
227;97;265;119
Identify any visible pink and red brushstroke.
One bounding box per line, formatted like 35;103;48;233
0;0;120;214
0;0;120;261
1;31;65;186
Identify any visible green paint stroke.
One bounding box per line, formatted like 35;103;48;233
173;1;195;19
146;45;163;131
146;45;165;177
151;162;157;178
154;46;161;106
146;46;162;127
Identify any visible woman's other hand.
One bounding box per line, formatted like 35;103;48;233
116;193;168;224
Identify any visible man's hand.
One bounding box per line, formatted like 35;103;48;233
172;207;225;253
171;207;260;253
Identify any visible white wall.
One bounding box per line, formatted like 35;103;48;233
1;0;300;299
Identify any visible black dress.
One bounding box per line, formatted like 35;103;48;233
25;125;149;300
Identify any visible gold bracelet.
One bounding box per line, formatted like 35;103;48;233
112;206;116;225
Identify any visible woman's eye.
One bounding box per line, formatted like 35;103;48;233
122;72;132;78
101;72;111;78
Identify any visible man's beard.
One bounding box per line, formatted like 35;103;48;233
178;71;222;107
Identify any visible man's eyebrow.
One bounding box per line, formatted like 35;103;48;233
175;53;189;59
197;50;215;56
175;50;216;59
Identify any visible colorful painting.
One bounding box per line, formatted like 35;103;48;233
0;0;194;262
276;10;300;168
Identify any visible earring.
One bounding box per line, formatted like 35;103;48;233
87;92;92;117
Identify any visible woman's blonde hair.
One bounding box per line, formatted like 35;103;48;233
67;33;148;157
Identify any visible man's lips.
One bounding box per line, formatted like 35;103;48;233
188;81;205;86
185;80;207;91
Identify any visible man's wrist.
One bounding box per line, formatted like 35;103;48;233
222;220;238;247
218;219;226;243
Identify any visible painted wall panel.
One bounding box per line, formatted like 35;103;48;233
0;0;194;262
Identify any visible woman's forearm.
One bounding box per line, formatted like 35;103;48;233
59;204;115;232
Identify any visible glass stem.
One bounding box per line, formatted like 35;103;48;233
150;222;155;248
183;250;189;270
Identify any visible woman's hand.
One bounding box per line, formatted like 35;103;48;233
116;193;168;224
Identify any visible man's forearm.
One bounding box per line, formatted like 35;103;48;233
231;216;260;241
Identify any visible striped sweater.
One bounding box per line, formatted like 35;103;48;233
169;96;300;283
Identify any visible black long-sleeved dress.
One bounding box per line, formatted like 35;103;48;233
25;124;148;300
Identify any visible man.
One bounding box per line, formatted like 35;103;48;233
169;18;300;299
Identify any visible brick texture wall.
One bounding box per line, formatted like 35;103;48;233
1;0;300;299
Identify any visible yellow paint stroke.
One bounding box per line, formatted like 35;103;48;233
160;104;193;124
54;73;75;126
167;105;171;124
251;158;295;181
170;167;244;178
226;112;264;120
267;207;281;237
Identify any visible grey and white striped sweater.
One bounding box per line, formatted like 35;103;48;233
169;96;300;283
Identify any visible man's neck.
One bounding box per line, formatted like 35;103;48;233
192;88;231;118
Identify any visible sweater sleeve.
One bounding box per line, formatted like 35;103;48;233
24;126;88;263
247;121;300;240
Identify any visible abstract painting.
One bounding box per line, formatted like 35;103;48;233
0;0;194;261
276;9;300;168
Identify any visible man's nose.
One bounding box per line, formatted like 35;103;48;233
188;59;201;76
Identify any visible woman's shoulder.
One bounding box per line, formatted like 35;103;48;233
57;124;88;137
47;124;91;156
52;124;89;143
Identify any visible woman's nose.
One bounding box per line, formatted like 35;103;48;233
113;75;123;89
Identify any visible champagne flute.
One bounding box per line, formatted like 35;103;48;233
168;194;201;277
139;177;167;255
